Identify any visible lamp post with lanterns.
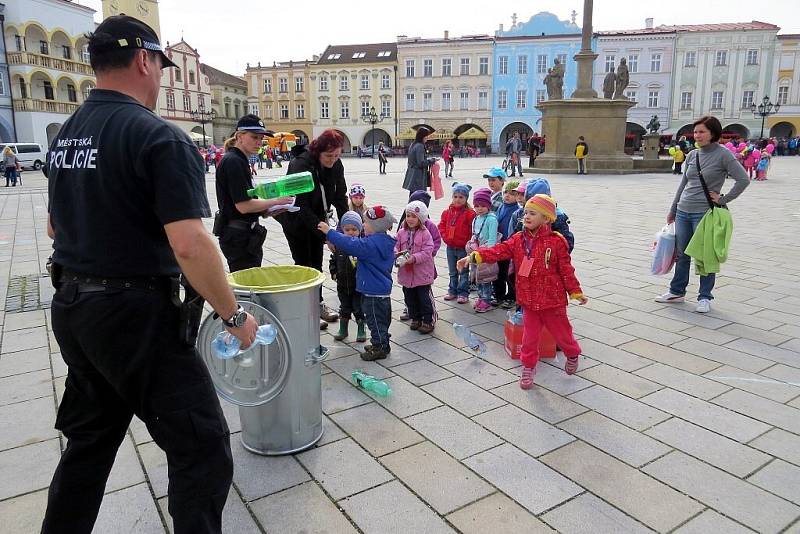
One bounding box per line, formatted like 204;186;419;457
750;95;780;140
190;106;216;149
360;105;388;157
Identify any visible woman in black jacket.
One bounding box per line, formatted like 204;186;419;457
275;129;349;329
402;126;433;197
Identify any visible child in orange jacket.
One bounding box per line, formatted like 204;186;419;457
458;194;588;389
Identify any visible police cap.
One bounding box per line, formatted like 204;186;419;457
91;15;177;68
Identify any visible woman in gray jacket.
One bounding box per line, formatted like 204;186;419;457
3;146;19;187
655;116;749;314
402;126;433;197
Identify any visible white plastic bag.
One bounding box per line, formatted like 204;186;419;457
651;223;676;275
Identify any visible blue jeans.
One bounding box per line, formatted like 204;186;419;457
509;155;523;176
446;246;469;297
669;209;716;301
477;282;493;302
362;296;391;350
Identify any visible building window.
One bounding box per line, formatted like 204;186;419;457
320;101;329;119
224;102;230;116
605;55;616;73
423;59;433;77
189;70;195;84
460;57;470;75
651;53;661;72
0;73;5;96
360;100;370;117
557;54;567;67
249;104;258;115
680;91;693;110
279;78;288;93
183;93;191;111
381;73;390;89
778;85;789;105
381;99;391;117
715;50;727;67
82;83;94;100
423;92;432;111
264;104;272;118
741;90;754;109
478;90;488;110
62;45;71;60
746;49;759;65
536;89;545;103
479;57;489;75
296;104;305;118
19;77;27;99
296;76;304;92
280;104;289;119
625;90;637;105
360;74;369;90
14;35;22;52
175;68;182;82
537;54;548;74
711;91;724;109
647;90;659;108
198;94;205;110
497;89;507;110
684;51;696;67
81;45;90;63
264;78;271;93
498;56;508;75
405;93;415;112
319;76;328;91
516;89;527;109
405;59;415;78
166;92;175;110
628;54;638;73
518;55;528;75
67;84;77;102
234;103;240;117
339;76;349;91
40;40;49;55
460;91;469;110
441;92;451;111
442;58;452;77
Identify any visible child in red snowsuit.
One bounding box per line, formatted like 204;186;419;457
458;194;588;390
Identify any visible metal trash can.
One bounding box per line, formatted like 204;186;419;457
197;266;327;455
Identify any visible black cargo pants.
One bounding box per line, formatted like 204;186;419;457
41;280;233;534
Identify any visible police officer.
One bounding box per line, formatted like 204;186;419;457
215;115;291;272
42;16;258;534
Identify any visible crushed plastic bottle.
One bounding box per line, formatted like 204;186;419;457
351;370;392;397
508;309;523;325
212;324;277;367
453;323;487;357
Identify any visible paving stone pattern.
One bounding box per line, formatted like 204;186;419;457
1;158;800;532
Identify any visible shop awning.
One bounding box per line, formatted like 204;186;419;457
457;127;488;140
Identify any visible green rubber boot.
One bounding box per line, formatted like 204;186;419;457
333;319;349;341
356;320;367;342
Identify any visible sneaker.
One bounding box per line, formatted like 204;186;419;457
500;299;515;309
490;298;499;307
320;304;339;322
696;299;711;313
519;366;535;389
319;319;328;330
456;296;469;304
361;345;389;361
410;320;421;330
417;323;434;334
399;308;410;321
474;300;492;313
469;283;478;293
565;356;579;375
654;292;685;303
444;293;457;301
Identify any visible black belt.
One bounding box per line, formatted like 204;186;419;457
227;220;259;231
58;270;177;292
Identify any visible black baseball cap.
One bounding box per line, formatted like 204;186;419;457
92;15;177;68
236;114;273;136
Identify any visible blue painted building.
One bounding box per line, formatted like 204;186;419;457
491;12;582;151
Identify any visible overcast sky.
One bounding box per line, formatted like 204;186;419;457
79;0;800;76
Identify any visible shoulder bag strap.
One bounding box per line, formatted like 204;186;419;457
695;152;716;210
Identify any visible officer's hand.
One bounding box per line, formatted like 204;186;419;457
227;312;258;350
318;222;330;234
267;196;294;207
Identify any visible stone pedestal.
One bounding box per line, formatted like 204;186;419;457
642;133;661;161
531;98;635;174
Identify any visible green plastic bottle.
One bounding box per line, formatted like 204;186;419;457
247;171;314;199
351;370;392;397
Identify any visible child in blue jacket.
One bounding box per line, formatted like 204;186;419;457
319;205;397;361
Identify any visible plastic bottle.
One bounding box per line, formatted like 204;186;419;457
508;309;523;325
453;323;487;356
247;171;314;199
212;324;277;360
351;370;392;397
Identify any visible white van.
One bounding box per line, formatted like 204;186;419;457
0;143;46;170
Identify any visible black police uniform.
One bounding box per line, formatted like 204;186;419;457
215;146;267;272
43;89;233;534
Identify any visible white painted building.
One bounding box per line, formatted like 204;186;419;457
4;0;97;149
158;39;213;144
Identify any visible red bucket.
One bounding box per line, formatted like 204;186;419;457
504;320;556;360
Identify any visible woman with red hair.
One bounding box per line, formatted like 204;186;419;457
276;128;350;329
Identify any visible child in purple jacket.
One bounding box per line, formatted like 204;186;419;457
395;201;437;333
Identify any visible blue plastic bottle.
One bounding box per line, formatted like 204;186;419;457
212;324;277;359
453;323;487;356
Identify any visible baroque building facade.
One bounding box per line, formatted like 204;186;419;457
158;39;213;143
245;60;313;143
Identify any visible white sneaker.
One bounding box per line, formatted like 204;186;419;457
654;292;685;303
696;299;711;313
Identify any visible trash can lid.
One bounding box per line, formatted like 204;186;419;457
228;265;325;294
197;300;290;407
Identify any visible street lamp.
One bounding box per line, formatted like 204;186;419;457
360;105;388;157
750;95;780;140
190;106;216;149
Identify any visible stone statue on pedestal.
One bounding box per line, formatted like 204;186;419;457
613;57;630;100
646;115;661;134
550;58;565;100
602;70;616;99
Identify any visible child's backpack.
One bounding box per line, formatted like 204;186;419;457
552;209;575;253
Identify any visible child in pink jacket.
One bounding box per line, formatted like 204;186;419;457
395;200;437;333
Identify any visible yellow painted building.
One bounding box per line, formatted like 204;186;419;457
245;60;313;144
769;34;800;137
102;0;161;39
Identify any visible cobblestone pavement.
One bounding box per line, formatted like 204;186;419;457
1;155;799;533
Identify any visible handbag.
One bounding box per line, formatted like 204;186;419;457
651;223;676;275
694;152;726;212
